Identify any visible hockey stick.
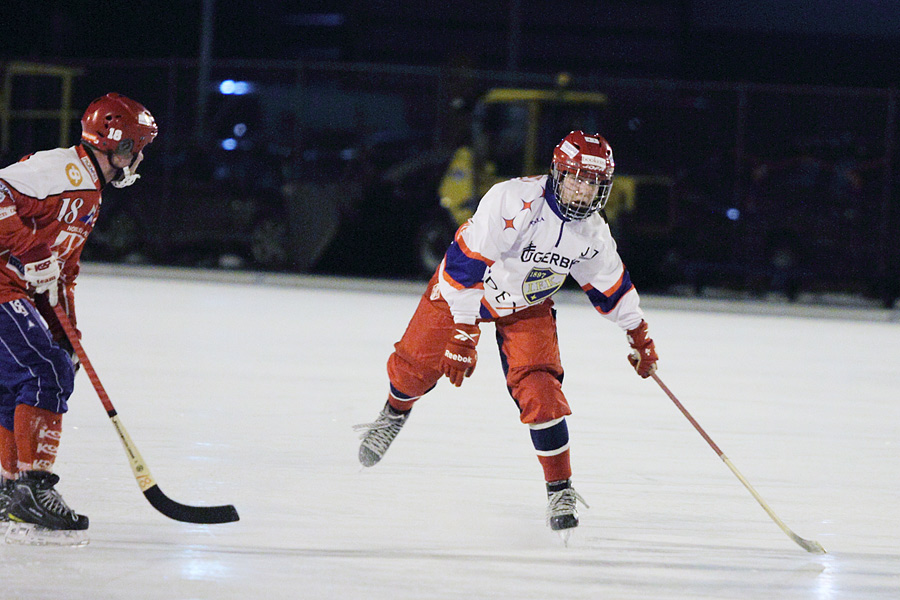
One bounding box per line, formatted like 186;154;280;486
53;304;240;524
650;372;824;554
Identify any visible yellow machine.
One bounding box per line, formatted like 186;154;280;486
437;85;671;223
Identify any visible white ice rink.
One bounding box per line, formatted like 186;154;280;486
3;266;898;599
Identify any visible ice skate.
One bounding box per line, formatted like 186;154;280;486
5;470;89;546
354;401;410;467
546;479;588;544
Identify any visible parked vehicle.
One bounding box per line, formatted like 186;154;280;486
312;83;677;282
85;146;291;269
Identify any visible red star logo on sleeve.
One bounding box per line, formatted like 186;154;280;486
522;200;533;210
503;217;516;230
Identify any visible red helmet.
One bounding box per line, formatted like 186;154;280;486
550;131;614;220
81;93;158;156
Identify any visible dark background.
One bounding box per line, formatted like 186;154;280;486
2;1;900;304
4;1;900;87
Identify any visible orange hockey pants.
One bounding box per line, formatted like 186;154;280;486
387;276;570;424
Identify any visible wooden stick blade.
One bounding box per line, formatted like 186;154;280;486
720;456;826;554
792;534;827;554
651;373;826;554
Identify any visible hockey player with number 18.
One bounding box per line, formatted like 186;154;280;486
356;131;659;536
0;93;157;543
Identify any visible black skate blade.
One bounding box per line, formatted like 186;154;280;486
4;522;89;547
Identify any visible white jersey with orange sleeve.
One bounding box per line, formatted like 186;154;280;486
437;174;644;330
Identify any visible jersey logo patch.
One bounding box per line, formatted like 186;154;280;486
522;267;567;304
65;163;83;186
79;206;98;226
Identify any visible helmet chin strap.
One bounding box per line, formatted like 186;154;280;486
111;165;140;188
109;151;141;188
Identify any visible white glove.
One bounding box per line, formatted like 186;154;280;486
22;251;60;306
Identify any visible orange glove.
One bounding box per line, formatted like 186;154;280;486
440;323;480;387
626;320;658;378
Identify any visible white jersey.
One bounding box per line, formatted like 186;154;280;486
438;174;644;330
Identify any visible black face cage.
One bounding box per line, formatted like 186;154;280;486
550;165;613;220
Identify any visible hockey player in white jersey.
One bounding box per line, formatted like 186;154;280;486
356;131;658;534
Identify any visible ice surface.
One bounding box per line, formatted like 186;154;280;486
2;267;898;599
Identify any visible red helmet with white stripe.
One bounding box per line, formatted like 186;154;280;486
81;93;158;157
550;130;614;220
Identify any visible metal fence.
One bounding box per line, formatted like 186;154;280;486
2;58;898;304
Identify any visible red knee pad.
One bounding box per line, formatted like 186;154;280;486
387;350;442;400
509;369;571;424
386;281;454;399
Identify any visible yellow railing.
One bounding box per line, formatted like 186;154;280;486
0;61;83;153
